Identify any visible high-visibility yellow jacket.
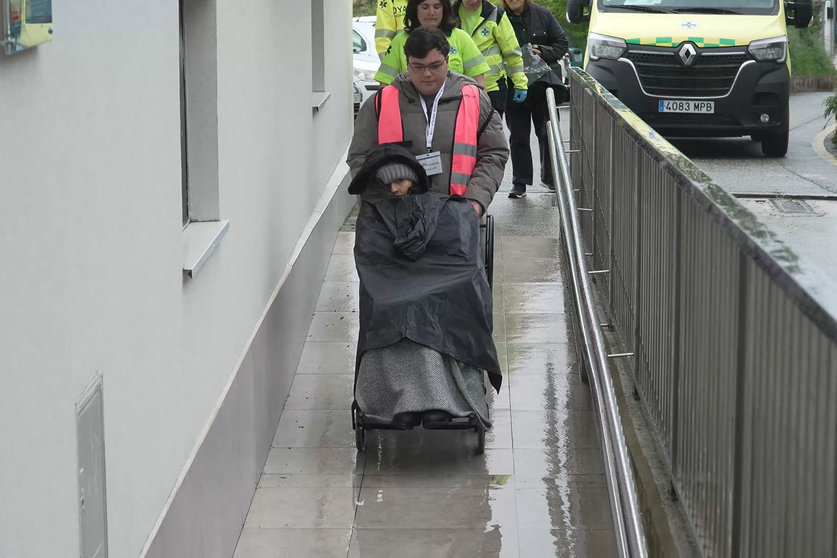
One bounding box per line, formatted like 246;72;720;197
455;0;527;93
375;0;408;58
375;28;490;85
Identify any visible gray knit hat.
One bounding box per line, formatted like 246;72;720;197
375;163;418;185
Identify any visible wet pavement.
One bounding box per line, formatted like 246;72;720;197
229;89;837;555
233;128;616;556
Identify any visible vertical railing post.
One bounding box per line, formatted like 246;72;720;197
632;148;642;362
670;188;682;474
590;101;599;262
608;119;616;307
731;252;750;556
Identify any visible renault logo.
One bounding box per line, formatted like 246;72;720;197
677;42;698;66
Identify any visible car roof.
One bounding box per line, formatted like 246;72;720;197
353;19;375;43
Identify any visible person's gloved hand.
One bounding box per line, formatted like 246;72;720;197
513;89;528;103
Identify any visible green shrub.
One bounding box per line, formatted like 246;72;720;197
827;93;837;120
788;3;837;77
353;0;376;17
537;0;589;52
825;92;837;146
788;29;837;76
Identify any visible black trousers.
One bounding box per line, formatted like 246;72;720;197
505;81;555;187
487;78;507;118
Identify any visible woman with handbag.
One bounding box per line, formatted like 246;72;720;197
503;0;569;198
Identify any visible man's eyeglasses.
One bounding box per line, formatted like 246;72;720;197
407;59;447;73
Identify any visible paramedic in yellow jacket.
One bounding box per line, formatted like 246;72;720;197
454;0;528;116
375;0;489;89
375;0;408;58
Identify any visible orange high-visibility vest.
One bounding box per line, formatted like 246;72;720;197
377;84;480;196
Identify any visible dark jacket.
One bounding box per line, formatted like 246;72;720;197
351;144;502;391
507;3;569;87
348;72;509;213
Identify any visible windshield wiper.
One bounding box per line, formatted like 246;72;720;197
608;5;677;14
670;7;741;14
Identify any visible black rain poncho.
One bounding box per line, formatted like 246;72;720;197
349;144;502;392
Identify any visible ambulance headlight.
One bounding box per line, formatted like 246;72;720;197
588;33;627;61
748;36;787;63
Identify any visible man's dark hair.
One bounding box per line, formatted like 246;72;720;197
404;0;457;33
502;0;531;11
404;26;451;60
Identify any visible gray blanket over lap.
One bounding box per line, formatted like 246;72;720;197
353;188;502;392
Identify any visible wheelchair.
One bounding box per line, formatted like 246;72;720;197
352;213;495;455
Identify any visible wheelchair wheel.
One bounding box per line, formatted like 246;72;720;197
579;358;589;384
355;424;366;452
476;425;486;455
484;214;494;290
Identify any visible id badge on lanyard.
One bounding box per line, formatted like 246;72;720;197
417;81;446;177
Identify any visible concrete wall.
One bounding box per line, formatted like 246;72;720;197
0;1;353;556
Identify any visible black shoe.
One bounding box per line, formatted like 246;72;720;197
508;184;527;198
392;412;422;429
541;180;556;191
422;410;452;428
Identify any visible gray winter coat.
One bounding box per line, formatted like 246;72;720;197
347;72;509;212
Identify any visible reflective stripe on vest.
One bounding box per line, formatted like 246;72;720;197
377;85;404;144
449;84;479;196
376;83;480;196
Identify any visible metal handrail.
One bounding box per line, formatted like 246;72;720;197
545;87;648;558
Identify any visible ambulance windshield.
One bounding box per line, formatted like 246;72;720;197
599;0;778;15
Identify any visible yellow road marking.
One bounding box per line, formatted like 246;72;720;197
812;122;837;167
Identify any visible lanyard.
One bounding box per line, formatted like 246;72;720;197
418;80;446;153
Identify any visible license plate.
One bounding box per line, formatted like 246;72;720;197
658;99;715;113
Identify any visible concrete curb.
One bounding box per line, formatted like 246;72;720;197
812;122;837;166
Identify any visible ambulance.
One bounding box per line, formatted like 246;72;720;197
567;0;813;156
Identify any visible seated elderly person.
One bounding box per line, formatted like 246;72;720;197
348;25;508;219
349;143;502;429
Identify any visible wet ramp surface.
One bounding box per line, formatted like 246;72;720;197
234;190;615;557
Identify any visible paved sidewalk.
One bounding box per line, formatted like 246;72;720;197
232;180;616;556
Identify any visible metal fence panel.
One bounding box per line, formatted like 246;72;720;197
676;202;739;556
570;78;583;204
568;68;837;557
608;126;639;355
579;84;598;252
635;150;678;461
739;263;837;557
592;105;613;292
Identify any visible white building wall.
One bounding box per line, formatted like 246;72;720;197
0;1;353;556
822;0;835;55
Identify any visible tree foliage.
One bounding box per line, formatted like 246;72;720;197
536;0;588;51
787;3;837;77
353;0;376;17
825;90;837;147
825;92;837;122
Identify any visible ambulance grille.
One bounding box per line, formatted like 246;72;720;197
624;45;749;97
